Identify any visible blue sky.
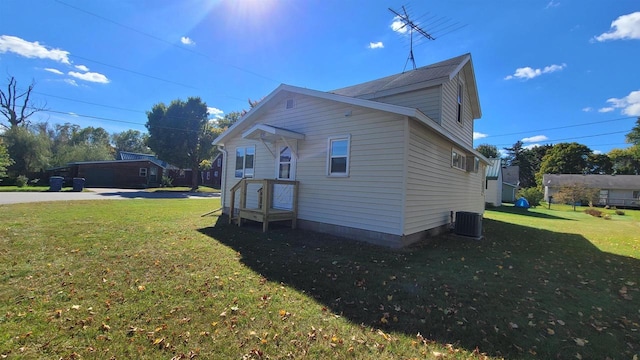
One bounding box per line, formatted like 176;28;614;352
1;0;639;155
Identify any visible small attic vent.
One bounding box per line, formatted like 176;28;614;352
285;99;295;109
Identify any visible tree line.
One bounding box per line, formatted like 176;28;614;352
476;118;640;189
0;77;244;189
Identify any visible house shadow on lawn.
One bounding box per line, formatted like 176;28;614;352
198;217;639;359
95;190;218;199
490;205;573;220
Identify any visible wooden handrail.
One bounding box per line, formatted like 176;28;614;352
228;178;299;229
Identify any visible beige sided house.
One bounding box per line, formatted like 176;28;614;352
213;53;489;247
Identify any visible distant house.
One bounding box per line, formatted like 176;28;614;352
47;151;192;188
502;165;519;186
200;153;223;188
501;182;518;203
501;165;519;203
543;174;640;208
213;53;489;247
485;159;502;206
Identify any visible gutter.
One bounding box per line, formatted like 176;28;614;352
217;145;228;212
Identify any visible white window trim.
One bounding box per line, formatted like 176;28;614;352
327;135;351;177
456;81;464;125
139;168;148;177
451;148;467;172
234;145;256;178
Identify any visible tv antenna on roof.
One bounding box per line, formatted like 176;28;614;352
389;6;435;72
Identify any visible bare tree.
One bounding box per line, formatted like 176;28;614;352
0;76;44;129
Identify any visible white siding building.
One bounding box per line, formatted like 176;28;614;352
213;53;489;247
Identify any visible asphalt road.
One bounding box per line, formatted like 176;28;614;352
0;188;220;205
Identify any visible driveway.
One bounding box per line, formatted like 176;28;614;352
0;188;220;205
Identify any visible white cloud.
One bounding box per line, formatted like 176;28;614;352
68;71;110;84
44;68;63;75
545;1;560;9
181;36;195;45
207;107;224;119
522;135;548;143
593;11;640;42
390;16;408;34
368;41;384;49
64;79;78;87
505;63;567;80
598;107;614;113
75;64;89;72
0;35;70;64
523;143;541;150
593;150;603;155
473;132;488;140
605;90;640;116
582;107;593;112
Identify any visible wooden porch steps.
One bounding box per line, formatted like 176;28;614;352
229;179;299;232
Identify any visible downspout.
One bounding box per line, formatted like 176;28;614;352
217;145;228;213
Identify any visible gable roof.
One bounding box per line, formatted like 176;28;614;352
543;174;640;190
330;53;481;119
485;159;502;180
213;84;488;164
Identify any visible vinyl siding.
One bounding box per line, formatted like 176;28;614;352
441;72;475;148
370;87;442;124
485;179;502;207
222;93;406;235
404;119;485;235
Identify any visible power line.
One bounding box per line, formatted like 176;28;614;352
33;91;146;114
492;129;630;147
55;0;283;85
480;116;636;139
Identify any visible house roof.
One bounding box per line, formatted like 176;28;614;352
330;53;481;119
117;151;156;161
69;158;170;168
485;158;502;180
213;83;489;165
543;174;640;190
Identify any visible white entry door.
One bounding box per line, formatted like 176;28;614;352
273;143;296;210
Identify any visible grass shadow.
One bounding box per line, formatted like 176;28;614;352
489;205;574;220
198;217;639;359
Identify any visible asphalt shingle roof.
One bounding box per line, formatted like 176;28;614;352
330;53;470;98
543;174;640;190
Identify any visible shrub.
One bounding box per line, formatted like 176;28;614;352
161;175;174;187
584;208;602;217
603;214;612;220
517;187;543;207
615;209;625;216
16;175;28;188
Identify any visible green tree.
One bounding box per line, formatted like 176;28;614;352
587;153;613;174
475;144;499;158
49;123;114;166
215;111;242;130
536;142;593;186
111;129;151;154
3;125;51;177
608;146;640;175
626;117;640;145
0;138;14;181
146;97;214;190
503;141;540;188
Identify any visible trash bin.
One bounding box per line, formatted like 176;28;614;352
49;176;64;192
72;177;85;192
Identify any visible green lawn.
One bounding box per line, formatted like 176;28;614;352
0;200;638;359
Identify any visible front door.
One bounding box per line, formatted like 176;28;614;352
273;143;296;210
